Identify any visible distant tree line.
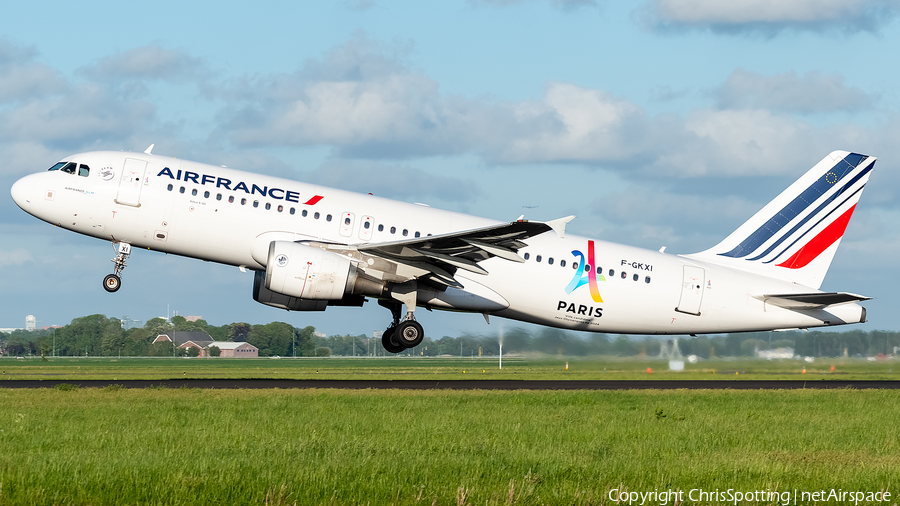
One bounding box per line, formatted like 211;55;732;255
316;327;900;358
0;315;318;358
2;315;899;358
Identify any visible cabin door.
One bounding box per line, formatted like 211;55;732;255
115;158;148;207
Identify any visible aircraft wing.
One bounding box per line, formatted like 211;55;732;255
753;292;871;310
349;216;574;287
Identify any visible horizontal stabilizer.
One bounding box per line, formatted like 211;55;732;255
753;292;870;310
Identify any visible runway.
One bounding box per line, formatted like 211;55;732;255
2;379;900;389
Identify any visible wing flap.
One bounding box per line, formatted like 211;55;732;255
358;217;571;279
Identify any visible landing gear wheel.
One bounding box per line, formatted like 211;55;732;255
382;326;404;354
395;320;424;349
103;274;121;293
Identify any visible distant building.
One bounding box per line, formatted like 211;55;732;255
184;316;203;322
153;331;214;355
25;315;36;332
757;347;795;360
206;341;259;358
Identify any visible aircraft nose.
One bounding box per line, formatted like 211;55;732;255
10;175;34;212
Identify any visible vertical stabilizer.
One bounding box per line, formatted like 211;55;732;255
687;151;875;289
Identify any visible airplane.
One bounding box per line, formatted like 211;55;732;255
10;147;874;352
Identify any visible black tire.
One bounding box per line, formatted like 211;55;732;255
395;320;424;349
381;326;404;354
103;274;121;293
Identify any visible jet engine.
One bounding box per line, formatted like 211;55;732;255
252;241;387;311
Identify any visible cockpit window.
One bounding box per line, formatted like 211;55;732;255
48;162;67;171
61;162;77;174
78;165;89;177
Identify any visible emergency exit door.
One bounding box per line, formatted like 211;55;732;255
676;265;705;316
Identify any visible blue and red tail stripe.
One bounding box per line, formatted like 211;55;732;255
718;152;869;260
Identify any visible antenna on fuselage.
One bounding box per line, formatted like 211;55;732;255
144;144;155;154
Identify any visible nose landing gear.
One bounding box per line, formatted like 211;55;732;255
103;242;131;293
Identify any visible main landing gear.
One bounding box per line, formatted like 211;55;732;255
103;242;131;293
378;298;425;354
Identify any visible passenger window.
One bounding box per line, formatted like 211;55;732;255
216;194;222;201
302;210;308;217
204;191;210;198
265;203;271;210
180;187;186;194
560;260;566;268
402;229;408;237
253;201;259;208
61;162;76;174
192;189;198;196
167;184;173;191
415;231;420;238
228;196;234;203
290;208;295;215
645;276;651;284
390;226;396;234
48;162;66;171
364;221;371;229
633;274;639;281
608;269;614;277
277;205;283;212
536;255;542;263
78;165;90;177
524;253;530;260
345;217;351;225
378;224;384;232
621;271;627;279
597;267;602;275
241;198;247;205
314;212;320;219
548;258;554;265
326;214;332;222
573;262;578;270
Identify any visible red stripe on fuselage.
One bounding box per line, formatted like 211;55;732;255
777;205;856;269
304;195;323;205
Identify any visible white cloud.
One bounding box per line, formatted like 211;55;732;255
0;248;33;267
303;160;483;203
644;0;900;33
214;41;891;181
0;41;66;103
0;85;155;149
470;0;599;8
78;43;209;84
714;69;874;113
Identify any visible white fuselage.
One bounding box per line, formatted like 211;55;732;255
11;151;866;334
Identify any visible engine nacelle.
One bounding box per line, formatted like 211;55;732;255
252;271;328;311
265;241;353;299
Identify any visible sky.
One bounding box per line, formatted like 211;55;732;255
2;0;899;337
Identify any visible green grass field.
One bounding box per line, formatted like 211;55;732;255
0;355;898;381
1;387;898;505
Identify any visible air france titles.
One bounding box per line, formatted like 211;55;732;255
157;167;322;205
